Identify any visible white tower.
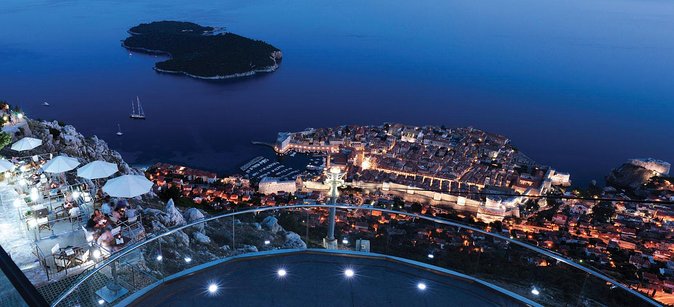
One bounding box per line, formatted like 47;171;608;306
323;166;345;249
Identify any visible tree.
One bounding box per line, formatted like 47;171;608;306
157;186;182;202
490;221;503;233
591;201;615;224
409;203;422;213
0;132;11;151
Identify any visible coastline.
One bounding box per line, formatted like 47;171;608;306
122;40;281;80
153;64;279;80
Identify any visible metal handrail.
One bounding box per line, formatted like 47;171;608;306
50;204;663;307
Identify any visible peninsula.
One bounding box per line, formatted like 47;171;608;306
122;21;282;79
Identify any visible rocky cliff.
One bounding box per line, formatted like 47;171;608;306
606;163;654;191
3;117;306;285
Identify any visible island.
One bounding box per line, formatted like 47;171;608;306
122;21;282;79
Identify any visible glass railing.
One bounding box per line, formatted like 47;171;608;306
50;205;660;307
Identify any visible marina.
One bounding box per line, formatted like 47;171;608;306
240;152;324;181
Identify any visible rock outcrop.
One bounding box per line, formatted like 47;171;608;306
2;116;307;286
20;119;140;176
606;163;654;191
164;199;186;227
283;232;307;249
183;207;205;232
261;216;282;233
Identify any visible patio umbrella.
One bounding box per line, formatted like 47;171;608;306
42;156;80;173
11;137;42;151
77;160;118;179
0;159;15;173
102;175;153;198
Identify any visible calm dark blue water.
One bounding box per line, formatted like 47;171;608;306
1;0;673;185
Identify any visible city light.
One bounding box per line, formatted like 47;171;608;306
417;282;427;291
427;253;434;259
342;238;349;244
344;268;355;278
361;157;372;170
277;269;287;277
156;255;163;261
184;257;192;263
264;240;271;245
98;299;105;305
531;287;540;296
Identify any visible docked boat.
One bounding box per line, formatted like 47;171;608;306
130;96;146;119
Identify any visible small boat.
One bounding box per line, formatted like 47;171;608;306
130;96;146;119
116;124;124;136
42;101;49;106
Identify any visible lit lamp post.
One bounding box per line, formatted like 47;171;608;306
323;167;344;249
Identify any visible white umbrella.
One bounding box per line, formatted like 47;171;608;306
77;160;118;179
103;175;153;198
11;137;42;151
0;159;15;173
42;156;80;173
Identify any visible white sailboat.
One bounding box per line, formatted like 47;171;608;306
130;96;146;119
116;124;123;136
42;101;49;106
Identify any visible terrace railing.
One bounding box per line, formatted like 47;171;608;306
50;205;661;307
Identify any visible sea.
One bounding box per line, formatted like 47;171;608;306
1;0;674;185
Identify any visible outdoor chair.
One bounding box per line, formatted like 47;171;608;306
37;217;51;232
121;215;138;228
54;205;68;219
111;226;121;236
73;249;89;265
68;207;81;223
51;244;69;272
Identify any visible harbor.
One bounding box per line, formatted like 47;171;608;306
240;152;324;181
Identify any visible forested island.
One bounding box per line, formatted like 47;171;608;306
123;21;282;79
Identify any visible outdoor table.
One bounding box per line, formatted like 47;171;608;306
112;235;131;250
53;246;84;272
33;208;49;218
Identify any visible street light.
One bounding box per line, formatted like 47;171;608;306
208;283;218;294
344;268;355;278
417;282;427;291
277;269;287;277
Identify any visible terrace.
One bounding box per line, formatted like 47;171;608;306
35;205;658;307
0;137;151;295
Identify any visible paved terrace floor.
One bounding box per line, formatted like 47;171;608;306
130;251;527;307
